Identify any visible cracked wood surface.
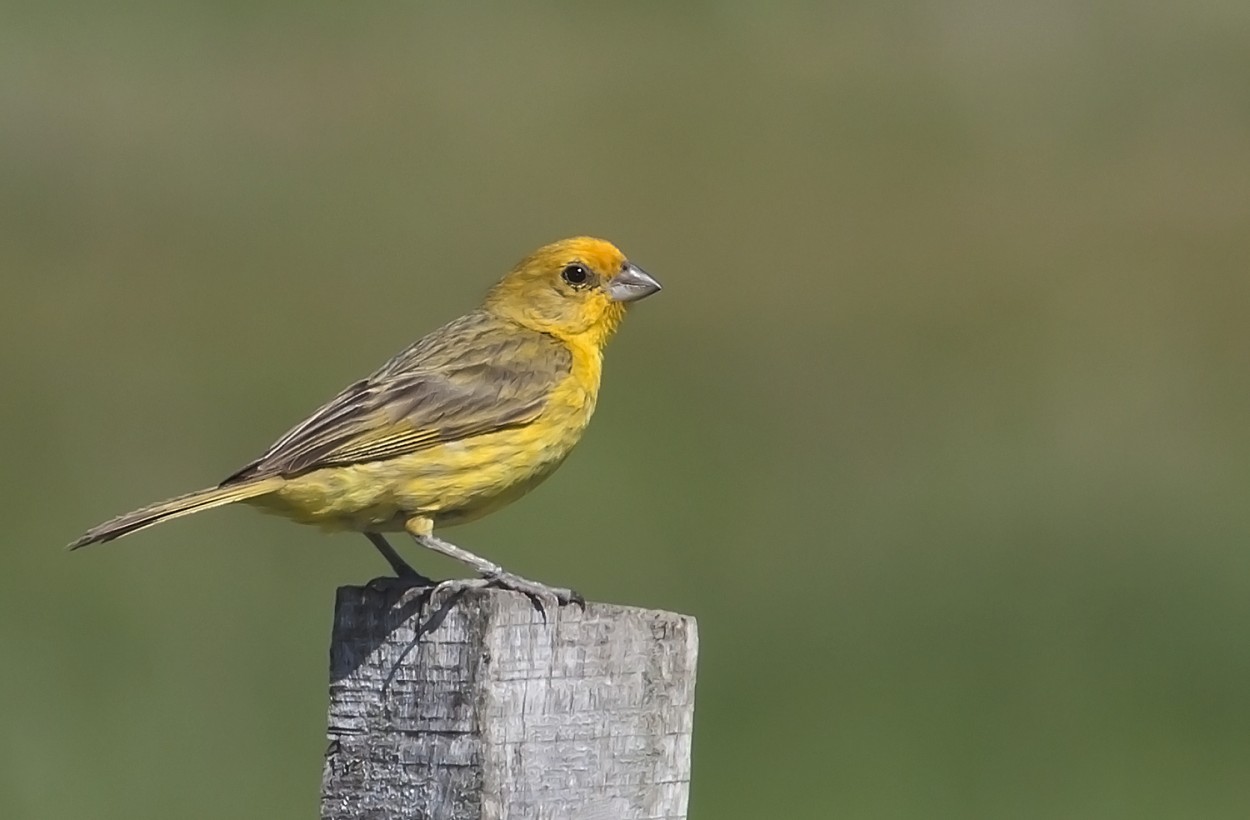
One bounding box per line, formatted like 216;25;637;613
320;585;698;820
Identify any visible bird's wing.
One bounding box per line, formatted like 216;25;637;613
223;313;570;482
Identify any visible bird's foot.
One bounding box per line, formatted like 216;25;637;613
486;571;585;611
430;572;584;620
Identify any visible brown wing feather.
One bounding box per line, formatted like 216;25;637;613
223;311;570;482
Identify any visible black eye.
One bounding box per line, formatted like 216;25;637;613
561;263;589;285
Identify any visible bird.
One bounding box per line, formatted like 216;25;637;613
69;236;661;607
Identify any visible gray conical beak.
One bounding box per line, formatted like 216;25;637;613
606;263;662;303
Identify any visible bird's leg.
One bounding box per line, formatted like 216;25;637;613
403;517;583;612
364;532;436;585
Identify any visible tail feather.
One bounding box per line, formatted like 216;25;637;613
68;477;285;549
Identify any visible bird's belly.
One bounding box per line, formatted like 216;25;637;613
250;414;586;532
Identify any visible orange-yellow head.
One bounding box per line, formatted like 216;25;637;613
484;237;661;349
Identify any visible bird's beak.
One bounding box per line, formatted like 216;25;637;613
606;263;662;303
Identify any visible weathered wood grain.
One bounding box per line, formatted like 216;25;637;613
320;585;698;820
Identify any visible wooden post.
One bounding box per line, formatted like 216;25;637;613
320;585;698;820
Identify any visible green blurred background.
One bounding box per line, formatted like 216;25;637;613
5;2;1250;818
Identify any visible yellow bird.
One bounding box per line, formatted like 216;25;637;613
70;237;661;606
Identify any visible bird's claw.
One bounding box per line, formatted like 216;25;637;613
429;573;584;621
485;571;585;616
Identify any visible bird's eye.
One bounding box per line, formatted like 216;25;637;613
561;264;589;286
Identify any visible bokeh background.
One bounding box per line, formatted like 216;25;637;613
5;3;1250;818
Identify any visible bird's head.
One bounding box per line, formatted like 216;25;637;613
484;237;661;348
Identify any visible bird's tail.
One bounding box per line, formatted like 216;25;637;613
68;477;285;549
